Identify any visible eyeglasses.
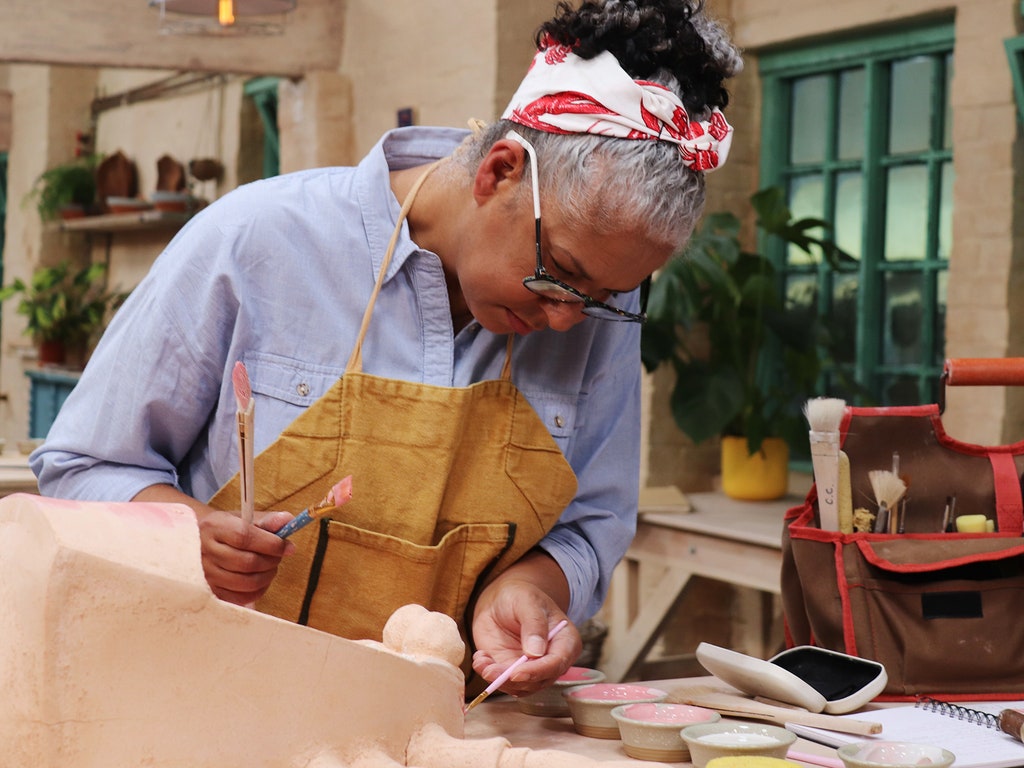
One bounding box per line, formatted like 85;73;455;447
506;130;647;324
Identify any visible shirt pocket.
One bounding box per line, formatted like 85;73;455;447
243;351;344;408
522;390;581;449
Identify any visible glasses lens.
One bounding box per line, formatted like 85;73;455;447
583;305;645;322
524;277;586;303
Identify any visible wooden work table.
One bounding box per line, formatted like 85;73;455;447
601;489;808;682
465;676;840;767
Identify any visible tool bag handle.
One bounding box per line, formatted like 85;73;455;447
939;358;1024;413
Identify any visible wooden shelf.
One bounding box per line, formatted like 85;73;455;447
59;210;190;233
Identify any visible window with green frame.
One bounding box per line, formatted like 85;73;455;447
759;21;954;407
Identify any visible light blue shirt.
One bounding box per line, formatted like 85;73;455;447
32;126;644;625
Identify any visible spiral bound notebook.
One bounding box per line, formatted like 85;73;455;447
787;699;1024;768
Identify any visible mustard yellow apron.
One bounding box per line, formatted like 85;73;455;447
210;162;578;653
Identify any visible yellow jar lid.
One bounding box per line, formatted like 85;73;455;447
706;758;801;768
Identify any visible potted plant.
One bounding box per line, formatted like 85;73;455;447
0;261;128;367
640;187;851;499
26;154;101;221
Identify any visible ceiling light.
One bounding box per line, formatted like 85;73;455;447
149;0;297;36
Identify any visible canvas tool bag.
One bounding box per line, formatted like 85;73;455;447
781;358;1024;700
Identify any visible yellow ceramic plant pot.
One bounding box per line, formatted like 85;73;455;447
720;436;789;501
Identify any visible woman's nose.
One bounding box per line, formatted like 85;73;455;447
541;299;587;332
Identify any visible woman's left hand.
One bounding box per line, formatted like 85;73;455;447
470;550;582;697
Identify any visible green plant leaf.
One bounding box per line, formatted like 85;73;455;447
669;364;745;445
641;185;845;449
0;260;127;345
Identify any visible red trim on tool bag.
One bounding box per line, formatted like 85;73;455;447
854;537;1024;571
991;451;1024;532
842;404;1024;458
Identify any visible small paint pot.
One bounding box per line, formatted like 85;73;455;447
516;666;606;717
681;722;796;768
610;702;720;762
837;741;955;768
564;683;668;739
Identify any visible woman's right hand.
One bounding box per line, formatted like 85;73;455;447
133;484;294;605
196;508;295;604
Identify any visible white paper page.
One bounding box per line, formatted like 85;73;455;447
787;701;1024;768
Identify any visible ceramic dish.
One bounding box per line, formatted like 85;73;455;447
150;191;191;212
106;196;152;214
610;702;720;762
837;741;955;768
564;683;668;739
516;666;606;717
681;721;796;768
696;642;887;714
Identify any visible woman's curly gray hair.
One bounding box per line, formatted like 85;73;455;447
454;0;743;251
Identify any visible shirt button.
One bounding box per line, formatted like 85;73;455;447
554;415;565;428
297;382;310;397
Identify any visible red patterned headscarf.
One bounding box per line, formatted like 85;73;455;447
502;39;733;172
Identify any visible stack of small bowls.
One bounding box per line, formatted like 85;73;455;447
563;682;670;738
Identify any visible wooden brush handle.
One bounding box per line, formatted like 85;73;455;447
667;689;882;736
749;705;881;736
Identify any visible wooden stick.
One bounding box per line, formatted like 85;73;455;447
667;685;882;736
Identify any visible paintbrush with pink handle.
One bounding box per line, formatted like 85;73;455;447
275;476;354;539
464;619;570;713
232;361;256;526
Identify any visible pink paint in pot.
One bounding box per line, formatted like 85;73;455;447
567;683;668;702
620;702;717;724
557;666;601;683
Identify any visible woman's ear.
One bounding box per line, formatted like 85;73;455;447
472;139;526;205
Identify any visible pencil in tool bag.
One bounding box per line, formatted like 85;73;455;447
781;358;1024;699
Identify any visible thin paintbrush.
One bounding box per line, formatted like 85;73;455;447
275;476;354;539
463;619;569;714
232;361;255;526
804;397;846;531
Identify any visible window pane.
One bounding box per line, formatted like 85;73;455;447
885;165;928;261
934;271;948;367
883;374;921;406
785;273;818;318
942;53;953;150
889;57;932;154
788;175;825;265
882;271;924;365
790;75;829;164
831;273;859;365
837;68;866;160
834;172;863;261
938;160;954;260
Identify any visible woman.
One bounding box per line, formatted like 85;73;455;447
33;0;742;697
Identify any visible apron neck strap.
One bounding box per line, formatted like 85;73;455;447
346;160;515;381
347;161;440;374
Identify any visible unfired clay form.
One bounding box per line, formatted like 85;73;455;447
0;493;664;767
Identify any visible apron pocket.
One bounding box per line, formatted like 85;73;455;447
300;520;517;644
